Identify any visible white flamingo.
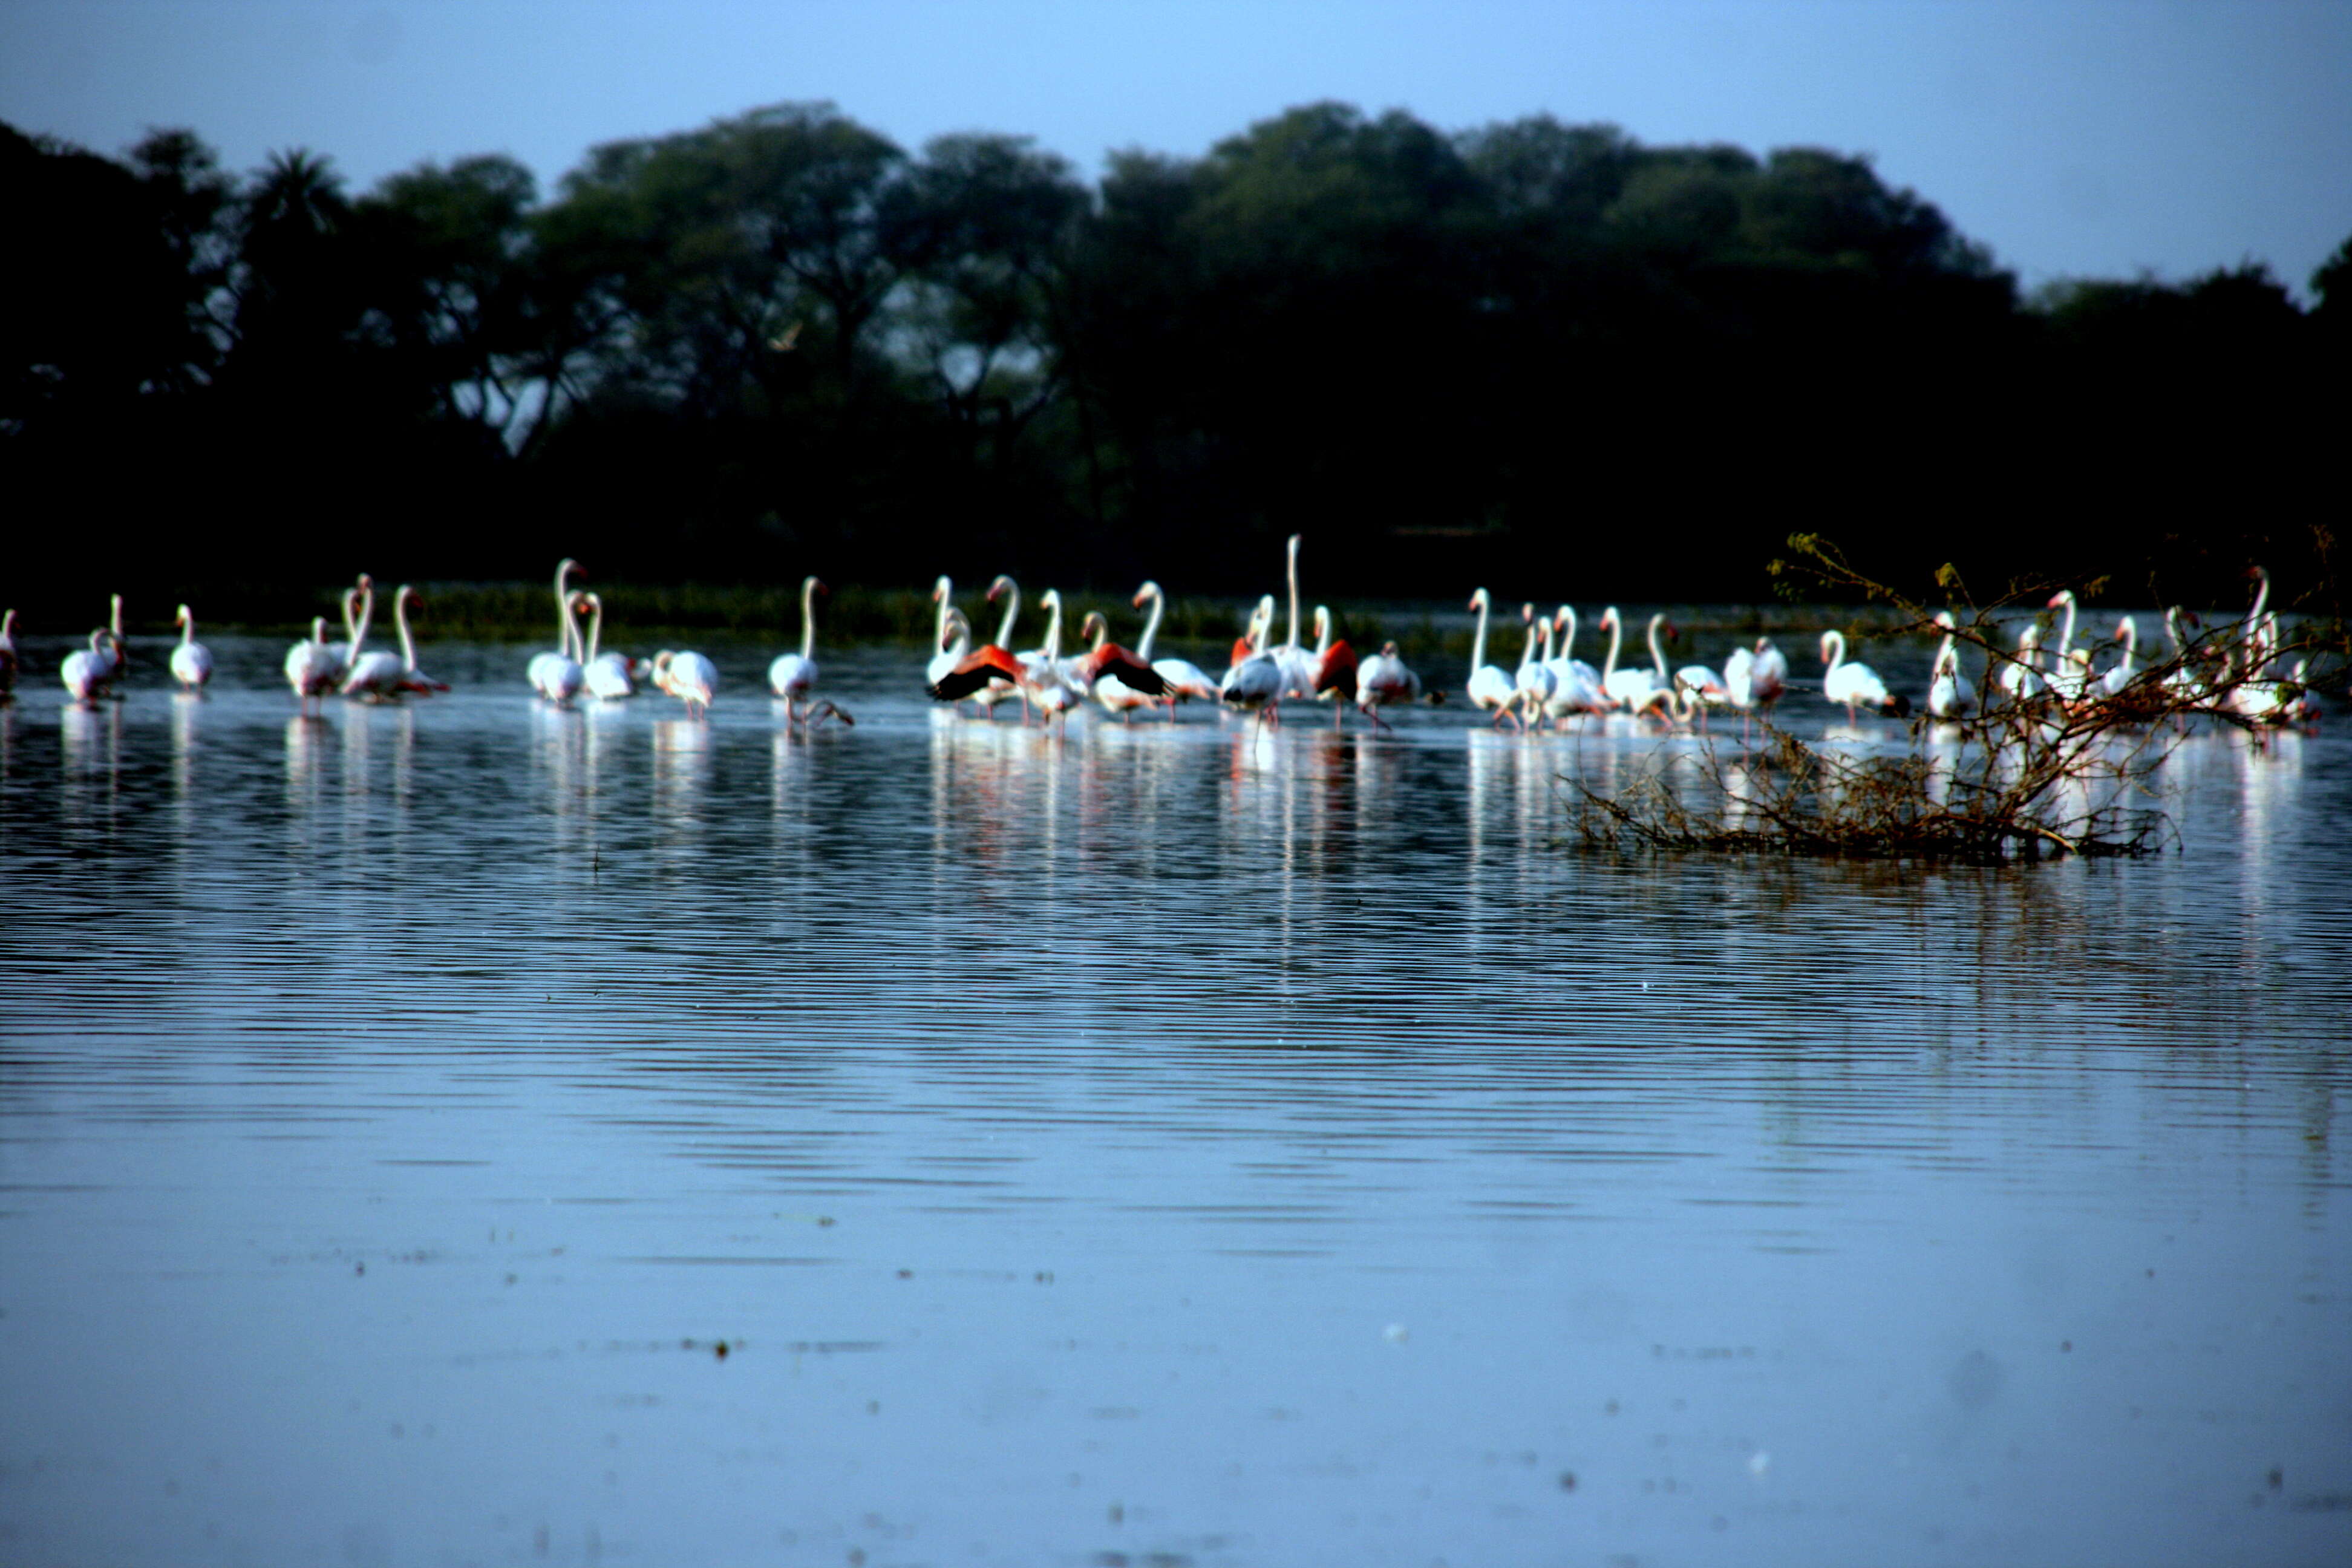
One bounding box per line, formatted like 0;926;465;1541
2096;616;2138;700
1511;606;1556;725
1273;534;1318;699
929;605;974;691
284;617;339;707
1465;589;1517;722
323;580;369;679
1219;598;1284;721
60;629;122;704
169;604;214;691
1927;612;1973;719
1025;589;1086;724
652;648;719;717
344;586;443;699
1354;641;1420;728
766;575;826;723
0;609;17;699
976;575;1028;716
1132;580;1220;708
1999;621;2043;701
1819;629;1904;718
1746;639;1789;707
578;593;635;699
529;560;586;702
1599;609;1671;713
2043;590;2094;704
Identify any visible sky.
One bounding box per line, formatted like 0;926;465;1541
5;0;2350;298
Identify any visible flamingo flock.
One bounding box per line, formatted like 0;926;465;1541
5;552;2322;736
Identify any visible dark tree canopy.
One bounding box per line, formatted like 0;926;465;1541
4;102;2342;617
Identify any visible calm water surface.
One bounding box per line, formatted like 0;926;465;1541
2;636;2348;1567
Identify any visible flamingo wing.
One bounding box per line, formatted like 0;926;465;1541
1081;643;1169;695
1314;641;1358;697
928;645;1028;702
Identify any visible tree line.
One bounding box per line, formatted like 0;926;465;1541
6;101;2345;621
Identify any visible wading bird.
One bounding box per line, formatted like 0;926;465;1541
170;605;214;691
529;560;586;703
1465;589;1517;724
1354;641;1420;728
1820;629;1907;718
766;576;827;724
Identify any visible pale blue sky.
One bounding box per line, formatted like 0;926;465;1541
6;1;2349;295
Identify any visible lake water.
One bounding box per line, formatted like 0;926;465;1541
2;634;2348;1568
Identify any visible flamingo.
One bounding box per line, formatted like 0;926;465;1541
1673;640;1730;715
323;579;370;680
2045;590;2097;705
1999;621;2043;701
929;605;974;689
928;591;1042;718
1465;589;1517;723
1745;639;1789;707
1273;534;1317;699
1819;629;1907;719
0;609;17;699
2095;616;2138;700
578;593;635;699
2161;607;2210;707
1512;606;1557;725
766;575;826;724
1074;609;1171;719
80;595;128;690
1538;608;1607;720
1926;612;1973;719
975;575;1028;716
169;604;214;691
1219;599;1284;721
1021;589;1090;724
284;617;339;707
1599;609;1672;714
1544;607;1604;690
1308;606;1359;721
1354;641;1420;728
529;560;586;702
651;648;719;717
1132;581;1220;707
344;586;444;699
60;629;122;704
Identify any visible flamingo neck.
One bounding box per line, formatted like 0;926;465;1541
1601;610;1622;681
1823;630;1844;675
1516;616;1538;672
1647;616;1668;679
350;585;376;661
396;592;417;671
554;564;577;657
1557;607;1578;661
1312;607;1330;658
800;579;818;661
995;583;1019;648
933;578;953;653
1137;586;1163;659
582;599;601;665
1469;594;1491;672
2054;596;2077;658
178;609;195;648
1041;595;1063;661
1285;537;1302;652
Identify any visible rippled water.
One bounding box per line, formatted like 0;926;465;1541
3;636;2348;1567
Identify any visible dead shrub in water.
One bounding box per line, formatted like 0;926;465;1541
1568;537;2327;864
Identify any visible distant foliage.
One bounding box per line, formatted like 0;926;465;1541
3;103;2344;621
